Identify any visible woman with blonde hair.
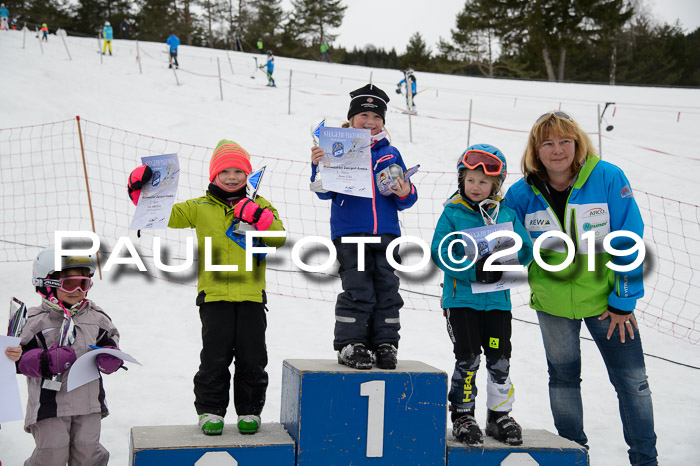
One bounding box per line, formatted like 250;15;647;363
505;111;657;466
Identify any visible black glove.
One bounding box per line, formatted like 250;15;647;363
475;255;503;284
395;87;401;94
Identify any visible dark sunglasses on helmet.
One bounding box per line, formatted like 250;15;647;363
537;111;574;123
460;150;504;176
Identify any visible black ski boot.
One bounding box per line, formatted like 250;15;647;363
485;409;523;445
374;343;398;369
452;410;483;446
337;343;372;370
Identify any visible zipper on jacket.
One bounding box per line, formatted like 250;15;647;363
370;151;391;235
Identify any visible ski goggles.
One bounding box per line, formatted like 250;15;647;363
459;149;504;176
43;276;93;293
537;111;574;122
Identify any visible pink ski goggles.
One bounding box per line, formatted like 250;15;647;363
44;276;93;293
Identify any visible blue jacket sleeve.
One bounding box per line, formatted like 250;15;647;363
310;163;336;200
605;168;645;311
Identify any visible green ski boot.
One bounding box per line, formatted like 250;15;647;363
198;413;224;435
237;415;260;434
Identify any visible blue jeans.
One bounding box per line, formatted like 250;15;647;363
537;311;658;466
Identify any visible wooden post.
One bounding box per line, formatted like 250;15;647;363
74;116;103;280
59;29;72;61
597;104;603;158
136;41;143;75
217;57;223;100
288;69;293;115
467;99;473;147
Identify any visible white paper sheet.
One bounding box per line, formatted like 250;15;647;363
0;335;23;423
129;153;180;230
66;348;142;392
318;127;373;198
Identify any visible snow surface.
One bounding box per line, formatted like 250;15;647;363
1;29;700;465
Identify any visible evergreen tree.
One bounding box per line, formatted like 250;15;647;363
134;0;178;42
401;32;431;71
290;0;346;48
244;0;284;52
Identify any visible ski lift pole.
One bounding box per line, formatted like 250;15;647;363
97;34;102;64
37;28;44;54
172;64;180;86
227;51;234;74
217;57;223;100
408;111;413;143
135;41;142;74
22;26;27;49
59;29;72;61
369;71;373;85
288;69;293;115
467;99;473;147
597;104;602;159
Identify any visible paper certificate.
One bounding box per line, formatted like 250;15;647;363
318;127;372;198
0;335;23;423
130;153;180;230
459;222;526;294
66;347;142;392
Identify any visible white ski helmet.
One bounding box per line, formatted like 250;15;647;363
405;68;414;75
32;245;96;289
105;21;110;26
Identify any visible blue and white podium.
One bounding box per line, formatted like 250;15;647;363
280;359;448;465
446;429;588;465
129;423;295;466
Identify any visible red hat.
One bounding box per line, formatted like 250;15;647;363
209;139;252;182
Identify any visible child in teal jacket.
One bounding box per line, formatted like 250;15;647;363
431;143;532;447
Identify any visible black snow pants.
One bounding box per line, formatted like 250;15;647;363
333;233;403;351
194;300;268;417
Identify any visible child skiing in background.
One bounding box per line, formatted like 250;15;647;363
396;68;417;113
430;144;533;447
40;23;48;41
310;84;418;370
127;140;286;436
167;32;180;69
260;50;275;87
0;4;9;31
17;246;123;465
102;21;113;55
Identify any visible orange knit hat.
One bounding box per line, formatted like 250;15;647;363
209;139;252;182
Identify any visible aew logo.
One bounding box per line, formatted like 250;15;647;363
332;141;344;158
529;218;551;227
582;207;606;218
151;170;161;187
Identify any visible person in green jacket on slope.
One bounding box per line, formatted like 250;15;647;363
127;140;286;437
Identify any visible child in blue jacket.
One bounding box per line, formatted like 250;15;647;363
167;33;180;69
310;84;417;370
431;144;532;447
260;50;275;87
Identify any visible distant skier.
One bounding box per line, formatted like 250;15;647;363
119;18;129;40
256;37;263;54
320;42;331;62
259;50;275;87
396;68;417;113
167;32;180;69
102;21;113;55
0;4;9;31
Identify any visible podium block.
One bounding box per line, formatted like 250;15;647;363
129;423;295;466
281;359;448;465
446;429;588;465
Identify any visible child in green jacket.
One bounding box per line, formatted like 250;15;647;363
128;140;286;436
